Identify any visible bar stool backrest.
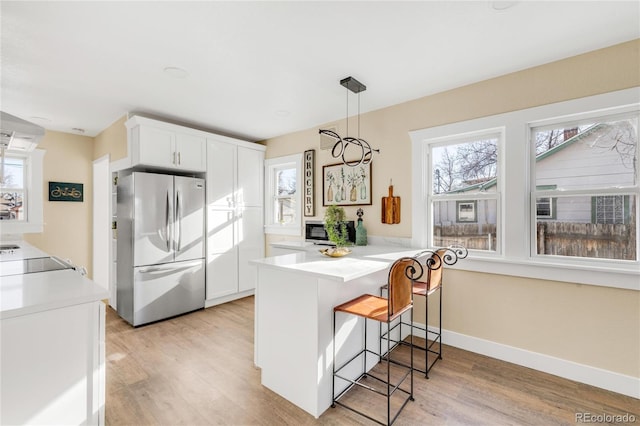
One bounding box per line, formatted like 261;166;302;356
426;248;447;290
387;257;418;317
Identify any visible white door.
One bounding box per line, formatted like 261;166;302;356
92;155;110;291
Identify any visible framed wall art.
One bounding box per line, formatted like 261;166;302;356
322;162;372;206
303;149;315;216
48;181;84;202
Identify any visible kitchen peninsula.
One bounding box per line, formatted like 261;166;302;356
0;242;109;425
252;245;422;418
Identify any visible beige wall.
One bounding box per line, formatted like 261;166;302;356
24;130;95;276
262;40;640;378
23;115;128;279
94;115;127;161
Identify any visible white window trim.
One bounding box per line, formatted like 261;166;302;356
0;148;45;237
428;128;504;254
264;154;302;236
410;87;640;291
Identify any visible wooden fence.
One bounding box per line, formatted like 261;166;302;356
537;222;636;260
434;224;497;251
434;222;636;260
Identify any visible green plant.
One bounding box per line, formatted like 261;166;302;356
324;204;350;247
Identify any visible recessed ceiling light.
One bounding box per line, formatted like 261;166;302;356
163;66;189;79
490;1;518;11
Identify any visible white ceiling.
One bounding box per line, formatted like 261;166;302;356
1;1;639;142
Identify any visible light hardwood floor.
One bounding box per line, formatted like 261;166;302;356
105;296;639;425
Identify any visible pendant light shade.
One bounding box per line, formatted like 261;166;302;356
319;76;380;167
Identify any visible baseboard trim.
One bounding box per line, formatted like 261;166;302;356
410;321;639;399
205;289;255;308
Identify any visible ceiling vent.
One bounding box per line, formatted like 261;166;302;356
0;111;45;152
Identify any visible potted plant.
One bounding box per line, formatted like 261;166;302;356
323;204;351;256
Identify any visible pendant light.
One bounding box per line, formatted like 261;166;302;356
319;76;380;167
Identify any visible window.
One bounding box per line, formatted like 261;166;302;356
429;132;501;252
0;149;44;234
531;114;638;261
275;167;296;224
0;155;27;221
264;154;302;235
536;197;553;218
456;201;477;223
593;195;628;224
411;87;639;290
535;185;557;219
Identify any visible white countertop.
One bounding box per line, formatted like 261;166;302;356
251;245;426;282
0;240;48;261
0;241;109;320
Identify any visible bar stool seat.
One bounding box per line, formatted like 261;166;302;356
332;257;419;426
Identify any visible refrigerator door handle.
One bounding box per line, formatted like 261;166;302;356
176;190;182;253
137;260;202;274
165;190;171;252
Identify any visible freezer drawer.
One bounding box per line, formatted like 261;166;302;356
132;259;204;326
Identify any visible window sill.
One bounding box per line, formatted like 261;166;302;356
446;255;639;291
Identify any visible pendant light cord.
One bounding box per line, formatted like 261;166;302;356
345;86;349;137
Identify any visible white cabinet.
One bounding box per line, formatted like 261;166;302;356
206;137;265;305
126;116;206;172
1;301;106;425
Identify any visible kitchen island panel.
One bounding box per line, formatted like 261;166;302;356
255;254;396;418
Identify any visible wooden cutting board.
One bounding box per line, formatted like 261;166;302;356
381;184;401;224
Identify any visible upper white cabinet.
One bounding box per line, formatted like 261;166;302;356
237;146;264;207
126;116;206;172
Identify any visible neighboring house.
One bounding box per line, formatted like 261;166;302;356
435;121;637;226
535;122;636;225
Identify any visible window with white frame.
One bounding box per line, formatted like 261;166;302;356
429;131;501;252
264;154;302;235
411;88;639;289
0;149;44;234
531;113;638;261
0;154;27;221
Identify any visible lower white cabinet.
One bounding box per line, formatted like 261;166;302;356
0;301;105;425
206;206;264;301
238;207;264;292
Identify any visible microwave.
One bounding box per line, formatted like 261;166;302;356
305;220;356;245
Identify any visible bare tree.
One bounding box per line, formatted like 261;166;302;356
433;146;457;193
433;139;497;192
535;129;564;154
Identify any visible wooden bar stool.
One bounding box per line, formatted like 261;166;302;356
381;246;467;378
332;257;419;426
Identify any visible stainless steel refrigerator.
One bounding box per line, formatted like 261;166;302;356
116;171;205;326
